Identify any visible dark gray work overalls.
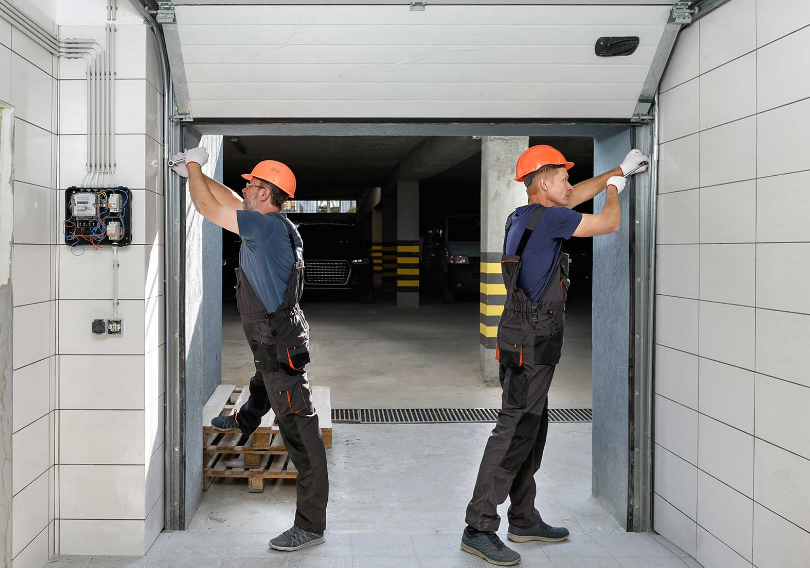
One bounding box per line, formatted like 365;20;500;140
466;205;569;532
233;216;329;534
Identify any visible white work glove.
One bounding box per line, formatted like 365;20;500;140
620;149;650;176
184;146;209;169
607;176;627;194
170;151;188;177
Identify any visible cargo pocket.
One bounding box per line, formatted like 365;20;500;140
250;340;279;374
282;340;311;371
274;382;313;416
504;365;529;409
496;328;525;367
533;313;564;366
559;255;570;302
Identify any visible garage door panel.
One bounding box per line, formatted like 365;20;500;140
192;99;637;119
181;44;659;67
175;4;670;120
188;81;644;103
176;4;670;26
185;63;651;85
179;24;665;47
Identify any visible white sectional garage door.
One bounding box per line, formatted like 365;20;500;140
174;2;673;120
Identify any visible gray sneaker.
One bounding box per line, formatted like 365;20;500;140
461;528;521;566
507;520;569;543
269;525;325;552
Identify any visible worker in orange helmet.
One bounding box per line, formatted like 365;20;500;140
461;145;649;566
171;148;329;553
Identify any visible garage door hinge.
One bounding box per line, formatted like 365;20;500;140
156;2;176;24
410;2;426;11
671;2;695;25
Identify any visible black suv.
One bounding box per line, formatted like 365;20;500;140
423;215;481;303
296;222;374;303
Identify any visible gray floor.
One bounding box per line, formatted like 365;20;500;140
47;296;701;568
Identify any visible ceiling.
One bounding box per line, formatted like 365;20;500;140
175;3;671;121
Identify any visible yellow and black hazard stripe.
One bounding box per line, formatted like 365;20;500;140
371;244;383;273
479;252;506;348
382;242;397;284
396;240;420;293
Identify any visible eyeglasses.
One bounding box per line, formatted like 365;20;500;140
244;182;267;192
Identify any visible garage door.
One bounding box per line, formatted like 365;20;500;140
174;1;674;120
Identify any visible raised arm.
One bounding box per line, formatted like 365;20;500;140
572;178;624;237
567;149;649;209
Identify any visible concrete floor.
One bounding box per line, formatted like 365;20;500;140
222;293;593;409
45;293;701;567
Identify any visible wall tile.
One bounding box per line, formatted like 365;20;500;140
145;295;165;353
14;118;52;188
13;182;54;245
757;171;810;242
661;21;700;93
754;439;810;531
60;519;145;556
700;53;756;130
144;396;163;463
59;465;145;519
753;503;810;568
656;296;698;354
115;80;148;135
145;244;164;300
657;189;699;245
60;410;144;464
757;0;810;47
13;358;50;433
145;28;163;95
757;97;810;178
757;26;810;113
59;354;145;410
655;345;698;410
756;374;810;459
0;16;10;48
699;302;755;370
58;24;147;81
658;135;700;194
59;244;148;300
655;395;698;465
12;301;54;369
145;81;161;142
145;444;163;515
699;244;755;306
0;45;11;103
655;445;697;519
699;358;754;434
11;27;52;76
12;526;48;568
699;181;756;244
756;243;810;314
12;245;52;307
11;471;48;558
145;345;165;405
699;117;756;187
59;134;157;192
699;0;756;73
656;245;699;299
12;415;49;495
11;53;53;132
756;310;810;388
654;493;697;557
697;470;753;561
698;415;754;497
144;494;164;555
58;299;146;355
659;79;700;143
696;527;751;568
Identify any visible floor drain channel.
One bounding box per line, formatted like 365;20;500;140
331;408;592;424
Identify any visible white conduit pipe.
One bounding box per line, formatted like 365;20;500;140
111;25;116;186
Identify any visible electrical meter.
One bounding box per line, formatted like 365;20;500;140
64;187;132;247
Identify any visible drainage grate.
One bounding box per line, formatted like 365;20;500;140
331;408;592;424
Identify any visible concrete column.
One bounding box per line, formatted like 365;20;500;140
396;180;420;308
479;136;529;384
381;185;398;293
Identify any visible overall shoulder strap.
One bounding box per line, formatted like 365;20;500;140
514;206;546;257
276;215;302;263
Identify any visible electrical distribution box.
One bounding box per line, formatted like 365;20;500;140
64;187;133;247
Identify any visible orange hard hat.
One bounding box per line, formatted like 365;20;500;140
241;160;297;198
514;145;574;182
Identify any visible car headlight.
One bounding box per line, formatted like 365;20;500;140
449;255;470;264
351;258;370;264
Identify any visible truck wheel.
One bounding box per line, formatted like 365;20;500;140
442;279;455;304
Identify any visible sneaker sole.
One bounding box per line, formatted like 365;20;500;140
268;536;325;552
506;532;569;543
460;542;521;566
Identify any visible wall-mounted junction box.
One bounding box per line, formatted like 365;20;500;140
64;187;133;247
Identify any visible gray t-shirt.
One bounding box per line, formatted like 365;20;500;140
236;211;303;313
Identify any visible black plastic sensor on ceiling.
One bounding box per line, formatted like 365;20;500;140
594;37;640;57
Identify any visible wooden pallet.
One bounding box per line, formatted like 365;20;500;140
202;384;331;492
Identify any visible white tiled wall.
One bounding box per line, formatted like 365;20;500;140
5;0;165;561
655;3;810;567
